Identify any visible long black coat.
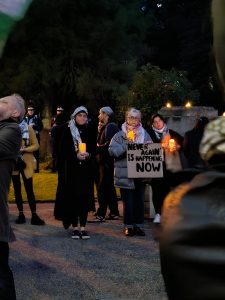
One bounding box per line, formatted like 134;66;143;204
54;123;96;222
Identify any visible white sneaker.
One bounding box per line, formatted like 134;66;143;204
153;214;161;224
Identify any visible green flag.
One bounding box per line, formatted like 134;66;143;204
0;0;33;55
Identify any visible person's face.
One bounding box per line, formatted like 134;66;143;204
98;111;109;124
0;96;18;121
56;109;62;115
126;114;141;127
153;116;164;130
75;112;88;125
27;108;34;116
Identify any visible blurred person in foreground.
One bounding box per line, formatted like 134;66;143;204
54;106;96;239
93;106;119;222
159;117;225;300
109;108;152;237
0;93;25;300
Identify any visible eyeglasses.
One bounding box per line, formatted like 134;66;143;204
28;108;34;111
127;116;140;121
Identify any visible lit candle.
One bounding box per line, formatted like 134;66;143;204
185;101;192;108
166;102;172;108
78;143;86;153
168;139;175;151
127;130;135;141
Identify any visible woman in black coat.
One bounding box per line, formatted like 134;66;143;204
54;106;96;239
146;113;183;224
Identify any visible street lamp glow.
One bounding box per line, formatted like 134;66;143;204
185;101;192;108
222;112;225;117
166;102;172;108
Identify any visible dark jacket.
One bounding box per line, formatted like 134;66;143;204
160;169;225;300
96;122;119;166
183;128;205;168
0;119;21;242
54;123;96;221
24;114;43;136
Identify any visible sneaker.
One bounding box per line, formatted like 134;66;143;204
15;213;26;224
31;213;45;225
92;216;106;223
80;231;90;239
71;230;80;239
106;214;119;220
153;214;161;224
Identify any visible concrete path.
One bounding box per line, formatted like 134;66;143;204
9;202;167;300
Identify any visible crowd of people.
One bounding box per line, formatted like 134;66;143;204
1;92;224;300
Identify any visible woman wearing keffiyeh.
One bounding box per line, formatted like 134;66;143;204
54;106;97;239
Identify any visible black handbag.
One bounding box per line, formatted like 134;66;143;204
15;154;26;171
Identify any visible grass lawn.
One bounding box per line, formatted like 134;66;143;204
8;170;58;203
8;163;120;203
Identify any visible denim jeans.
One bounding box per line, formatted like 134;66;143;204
120;179;145;228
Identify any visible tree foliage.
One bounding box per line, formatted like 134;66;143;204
117;63;199;123
0;0;152;114
0;0;222;117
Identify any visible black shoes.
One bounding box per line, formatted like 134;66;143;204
80;231;90;239
71;230;90;239
124;227;145;237
71;230;80;239
134;227;146;236
106;214;119;220
31;213;45;225
92;216;106;223
124;227;135;237
15;213;26;224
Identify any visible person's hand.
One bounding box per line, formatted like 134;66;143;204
77;151;89;160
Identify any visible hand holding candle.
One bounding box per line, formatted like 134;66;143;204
127;130;135;142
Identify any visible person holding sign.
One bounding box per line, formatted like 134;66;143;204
109;108;152;237
147;113;183;224
54;106;96;239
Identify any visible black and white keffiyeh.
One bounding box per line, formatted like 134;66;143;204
19;119;29;141
152;124;169;141
68;106;88;151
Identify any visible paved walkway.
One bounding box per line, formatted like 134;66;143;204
9;202;167;300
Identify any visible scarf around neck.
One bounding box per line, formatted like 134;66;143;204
19;119;29;141
152;124;169;141
68;119;82;151
121;122;145;143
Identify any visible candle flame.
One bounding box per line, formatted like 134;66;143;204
185;101;192;108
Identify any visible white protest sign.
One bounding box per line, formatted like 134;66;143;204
127;143;163;178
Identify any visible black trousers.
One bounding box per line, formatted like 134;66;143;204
0;242;16;300
97;163;119;218
12;172;36;213
72;210;88;227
